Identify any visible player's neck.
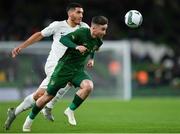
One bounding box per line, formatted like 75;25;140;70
66;19;77;27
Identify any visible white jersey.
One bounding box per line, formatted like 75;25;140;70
41;20;89;63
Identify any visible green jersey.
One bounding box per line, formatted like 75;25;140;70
47;28;103;96
60;28;103;69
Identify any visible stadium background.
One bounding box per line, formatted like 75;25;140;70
1;0;180;133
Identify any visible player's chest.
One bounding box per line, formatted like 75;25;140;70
78;38;99;51
55;27;78;37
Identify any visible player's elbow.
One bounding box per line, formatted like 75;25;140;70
33;32;44;41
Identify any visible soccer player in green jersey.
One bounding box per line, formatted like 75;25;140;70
22;15;108;132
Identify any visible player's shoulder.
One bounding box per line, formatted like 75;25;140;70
76;27;89;33
79;22;89;28
48;20;66;27
71;27;89;37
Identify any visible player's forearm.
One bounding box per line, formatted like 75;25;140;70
19;32;43;48
60;36;77;48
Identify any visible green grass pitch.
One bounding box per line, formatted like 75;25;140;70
1;98;180;133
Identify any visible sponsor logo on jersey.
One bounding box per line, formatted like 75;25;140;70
60;32;65;35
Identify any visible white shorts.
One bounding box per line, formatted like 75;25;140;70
39;61;57;89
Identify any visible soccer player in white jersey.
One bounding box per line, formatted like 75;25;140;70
4;2;89;130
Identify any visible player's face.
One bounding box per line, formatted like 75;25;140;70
93;24;108;38
70;7;83;25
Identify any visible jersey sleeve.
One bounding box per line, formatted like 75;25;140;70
97;39;103;50
90;52;95;59
60;28;83;48
90;39;103;59
41;21;59;37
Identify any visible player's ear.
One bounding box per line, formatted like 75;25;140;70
68;10;73;17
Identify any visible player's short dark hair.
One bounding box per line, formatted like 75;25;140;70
66;2;82;12
92;16;108;25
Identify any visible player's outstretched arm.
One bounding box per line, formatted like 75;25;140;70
11;32;44;58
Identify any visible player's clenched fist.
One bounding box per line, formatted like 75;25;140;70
11;47;22;58
75;45;87;53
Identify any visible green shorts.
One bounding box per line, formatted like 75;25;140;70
47;61;92;96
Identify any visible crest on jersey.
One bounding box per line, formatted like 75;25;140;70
50;80;55;86
71;35;75;40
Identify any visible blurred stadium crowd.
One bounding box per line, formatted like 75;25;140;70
0;0;180;46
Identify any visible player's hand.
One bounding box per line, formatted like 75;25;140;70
75;45;87;53
87;59;94;68
11;47;23;58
